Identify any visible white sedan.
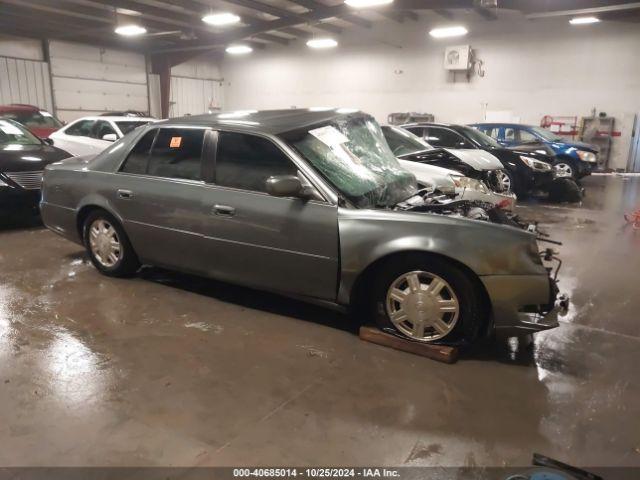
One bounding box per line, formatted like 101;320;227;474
49;116;155;157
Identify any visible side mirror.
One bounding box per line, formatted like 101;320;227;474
43;138;54;146
102;133;117;142
265;175;315;199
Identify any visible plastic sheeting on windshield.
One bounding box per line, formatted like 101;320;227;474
283;114;417;208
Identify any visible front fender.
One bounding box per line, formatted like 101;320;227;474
336;207;545;305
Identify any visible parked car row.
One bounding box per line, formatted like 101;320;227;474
38;109;566;347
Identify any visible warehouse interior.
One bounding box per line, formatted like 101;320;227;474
1;0;640;477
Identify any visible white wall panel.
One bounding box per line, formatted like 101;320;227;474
0;35;43;61
169;76;223;117
0;56;53;111
222;15;640;170
49;40;149;122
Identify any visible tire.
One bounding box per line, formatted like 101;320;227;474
371;254;485;345
553;158;577;179
493;169;516;195
547;178;582;203
83;209;140;277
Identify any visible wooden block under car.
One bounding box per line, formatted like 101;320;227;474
359;326;459;364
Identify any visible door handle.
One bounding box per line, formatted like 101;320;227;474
117;189;133;200
213;204;235;216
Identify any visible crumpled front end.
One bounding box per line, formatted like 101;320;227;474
481;243;567;336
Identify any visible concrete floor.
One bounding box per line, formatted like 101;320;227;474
0;175;639;468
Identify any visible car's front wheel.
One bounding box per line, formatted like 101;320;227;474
554;159;576;179
371;255;485;345
83;210;140;277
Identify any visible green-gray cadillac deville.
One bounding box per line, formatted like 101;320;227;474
40;109;563;345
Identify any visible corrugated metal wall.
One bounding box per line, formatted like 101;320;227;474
169;76;223;117
148;73;224;119
48;40;149;122
0;56;54;111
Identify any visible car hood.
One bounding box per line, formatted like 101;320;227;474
553;140;598;153
399;159;457;190
443;148;504;170
0;144;72;172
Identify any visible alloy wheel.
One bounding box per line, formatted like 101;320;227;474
555;162;573;178
494;170;512;193
385;270;460;342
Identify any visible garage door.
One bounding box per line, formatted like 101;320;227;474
49;40;149;122
0;56;54;112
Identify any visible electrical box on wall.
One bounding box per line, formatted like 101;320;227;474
444;45;471;71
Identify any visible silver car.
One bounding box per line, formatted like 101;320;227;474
41;109;561;345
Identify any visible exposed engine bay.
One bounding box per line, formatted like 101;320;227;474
394;187;524;228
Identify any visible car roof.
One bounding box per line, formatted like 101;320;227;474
400;122;466;129
69;116;156;122
0;104;43;112
156;109;357;135
472;122;537;128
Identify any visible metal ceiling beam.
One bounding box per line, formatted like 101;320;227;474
433;9;454;19
288;0;372;28
524;2;640;19
252;33;290;45
474;5;498;20
192;0;342;34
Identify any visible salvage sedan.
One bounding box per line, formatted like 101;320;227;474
41;109;562;345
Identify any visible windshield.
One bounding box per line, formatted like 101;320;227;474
116;120;151;135
461;126;502;149
382;126;432;156
2;109;63;129
280;114;417;209
529;126;564;142
0;118;43;146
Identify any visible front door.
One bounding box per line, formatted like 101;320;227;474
200;131;339;300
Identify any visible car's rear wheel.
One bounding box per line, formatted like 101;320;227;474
371;254;485;345
83;210;140;277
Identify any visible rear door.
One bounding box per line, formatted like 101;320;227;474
52;119;96;156
199;130;339;300
114;126;208;273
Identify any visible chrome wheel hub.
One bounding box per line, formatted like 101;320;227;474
555;163;573;177
495;171;512;193
385;271;459;342
89;219;122;268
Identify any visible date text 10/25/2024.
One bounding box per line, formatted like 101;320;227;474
233;469;400;478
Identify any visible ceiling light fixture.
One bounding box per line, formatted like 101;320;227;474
307;38;338;49
225;44;253;55
428;26;468;39
344;0;393;8
114;24;147;36
569;16;600;25
202;12;241;26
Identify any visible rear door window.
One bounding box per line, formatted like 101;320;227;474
120;129;157;174
426;127;469;148
215;132;297;192
93;121;117;140
146;128;205;181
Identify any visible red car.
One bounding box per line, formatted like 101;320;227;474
0;104;63;138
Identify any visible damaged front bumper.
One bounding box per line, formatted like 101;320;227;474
481;272;568;337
